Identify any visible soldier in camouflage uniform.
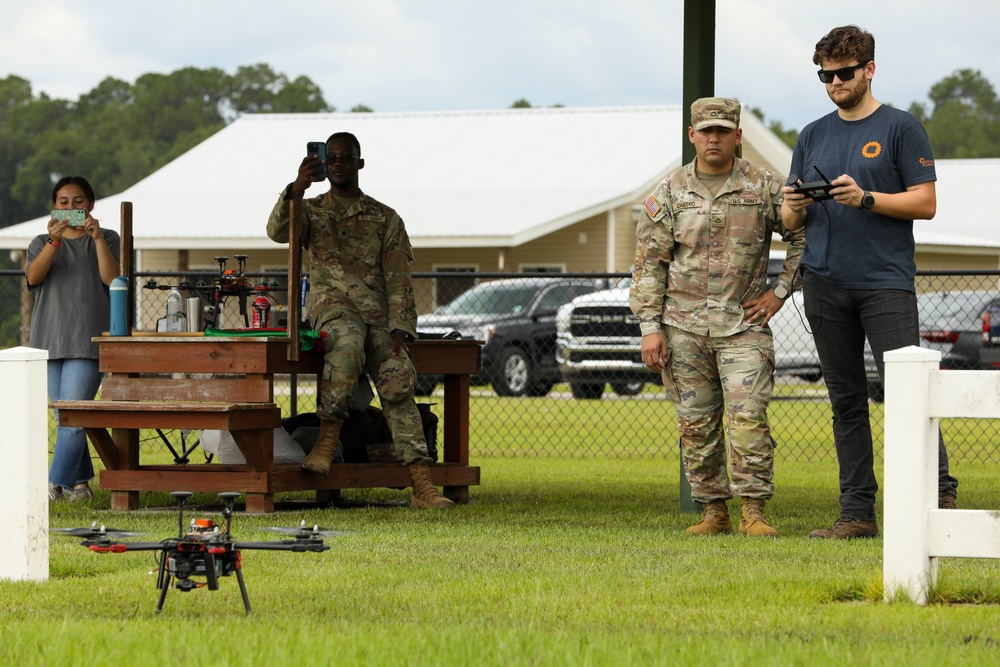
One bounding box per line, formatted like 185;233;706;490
267;131;453;508
629;98;805;536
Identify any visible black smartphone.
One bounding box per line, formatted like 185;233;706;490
306;141;327;180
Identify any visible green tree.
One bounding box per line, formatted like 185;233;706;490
1;65;333;228
748;107;798;149
910;68;1000;158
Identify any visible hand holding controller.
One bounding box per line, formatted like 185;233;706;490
788;166;834;202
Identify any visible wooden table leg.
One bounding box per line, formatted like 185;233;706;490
104;427;141;509
244;493;274;513
442;372;471;503
110;490;139;510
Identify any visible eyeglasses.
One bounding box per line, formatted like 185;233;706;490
816;61;869;84
329;154;360;164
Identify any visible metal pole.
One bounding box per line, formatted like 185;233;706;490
677;0;716;514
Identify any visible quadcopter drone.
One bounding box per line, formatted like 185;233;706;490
52;491;340;614
143;255;284;329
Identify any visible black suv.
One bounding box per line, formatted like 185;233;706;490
416;277;601;397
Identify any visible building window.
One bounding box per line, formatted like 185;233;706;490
432;266;477;309
519;264;565;273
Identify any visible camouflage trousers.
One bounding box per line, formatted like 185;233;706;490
661;325;776;502
315;311;432;465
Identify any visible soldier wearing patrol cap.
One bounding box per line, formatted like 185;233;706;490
267;131;453;509
630;97;805;536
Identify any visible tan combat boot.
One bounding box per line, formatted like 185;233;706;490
302;419;343;475
739;497;778;538
408;463;455;508
684;499;732;535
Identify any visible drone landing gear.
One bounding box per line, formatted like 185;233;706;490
155;550;253;615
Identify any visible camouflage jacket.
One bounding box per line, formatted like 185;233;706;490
267;190;417;336
629;157;805;337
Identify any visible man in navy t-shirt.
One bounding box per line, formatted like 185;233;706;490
781;24;959;539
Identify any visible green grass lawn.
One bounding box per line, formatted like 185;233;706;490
4;454;1000;666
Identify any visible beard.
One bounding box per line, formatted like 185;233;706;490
828;76;869;110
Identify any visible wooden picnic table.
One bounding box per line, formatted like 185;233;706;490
54;335;481;512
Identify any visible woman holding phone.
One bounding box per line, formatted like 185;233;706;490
24;175;120;501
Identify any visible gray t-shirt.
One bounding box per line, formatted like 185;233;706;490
26;229;121;359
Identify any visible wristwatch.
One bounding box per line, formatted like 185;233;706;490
773;282;791;300
861;190;876;210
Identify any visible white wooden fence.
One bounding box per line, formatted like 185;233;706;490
883;345;1000;604
0;346;49;582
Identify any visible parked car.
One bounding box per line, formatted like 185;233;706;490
416;277;602;397
866;290;1000;402
555;274;823;400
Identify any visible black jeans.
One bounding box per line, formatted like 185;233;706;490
802;272;958;520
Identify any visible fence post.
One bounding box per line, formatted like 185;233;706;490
0;346;49;582
883;345;940;604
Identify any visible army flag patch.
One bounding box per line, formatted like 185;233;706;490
643;195;661;218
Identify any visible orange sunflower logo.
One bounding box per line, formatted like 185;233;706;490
862;141;882;158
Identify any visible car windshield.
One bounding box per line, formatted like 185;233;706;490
438;283;540;316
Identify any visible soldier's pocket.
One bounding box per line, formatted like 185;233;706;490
660;349;680;402
374;353;416;401
751;346;775;396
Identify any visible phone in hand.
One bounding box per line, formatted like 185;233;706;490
306;141;327;181
51;209;87;226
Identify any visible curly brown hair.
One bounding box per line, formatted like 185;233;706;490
813;25;875;66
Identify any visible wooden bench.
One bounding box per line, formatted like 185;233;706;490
53;336;481;513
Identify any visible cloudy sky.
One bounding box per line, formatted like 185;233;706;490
3;0;998;131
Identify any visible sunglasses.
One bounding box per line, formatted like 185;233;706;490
816;61;870;84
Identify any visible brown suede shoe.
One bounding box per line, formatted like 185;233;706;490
809;517;879;539
938;495;957;510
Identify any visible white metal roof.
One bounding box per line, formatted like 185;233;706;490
0;105;787;251
4;105;992;255
913;157;1000;250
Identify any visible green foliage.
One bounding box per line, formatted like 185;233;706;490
0;65;334;228
0;311;20;347
748;105;799;149
910;68;1000;158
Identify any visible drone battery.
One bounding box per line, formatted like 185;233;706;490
251;296;271;328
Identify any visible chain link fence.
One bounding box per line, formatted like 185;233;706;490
4;268;1000;464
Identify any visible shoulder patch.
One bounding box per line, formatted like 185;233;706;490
643;195;661;219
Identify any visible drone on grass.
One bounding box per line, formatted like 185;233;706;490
52;491;341;614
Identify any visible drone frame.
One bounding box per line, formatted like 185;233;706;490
58;491;332;614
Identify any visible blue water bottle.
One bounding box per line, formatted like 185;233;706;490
110;276;128;336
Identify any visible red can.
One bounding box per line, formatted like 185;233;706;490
251;296;271;328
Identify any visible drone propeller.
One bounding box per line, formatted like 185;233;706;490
51;522;144;539
263;520;348;538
